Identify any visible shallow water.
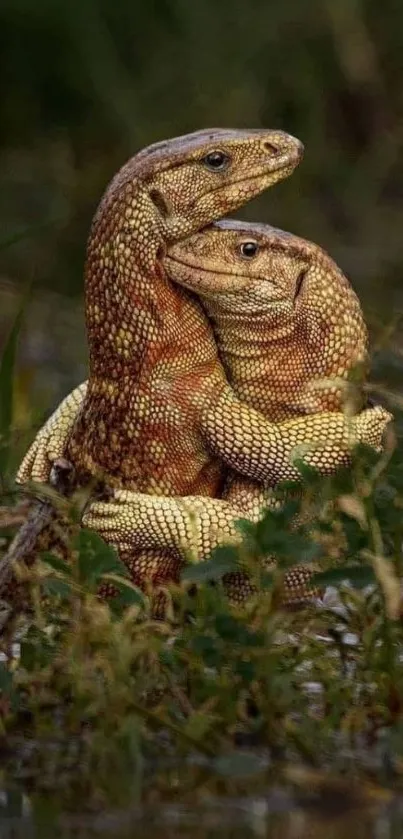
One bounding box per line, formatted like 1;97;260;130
1;785;403;839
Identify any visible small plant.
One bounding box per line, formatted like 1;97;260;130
1;305;403;811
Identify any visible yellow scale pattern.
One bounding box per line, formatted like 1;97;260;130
15;129;392;608
81;220;390;605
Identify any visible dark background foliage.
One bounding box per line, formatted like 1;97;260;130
1;0;402;444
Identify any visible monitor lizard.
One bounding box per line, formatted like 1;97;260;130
80;219;390;605
15;217;392;607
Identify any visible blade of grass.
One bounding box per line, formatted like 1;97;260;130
0;287;31;477
0;218;62;252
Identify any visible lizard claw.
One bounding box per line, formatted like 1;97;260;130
16;382;88;485
353;405;394;452
16;426;70;485
83;494;138;542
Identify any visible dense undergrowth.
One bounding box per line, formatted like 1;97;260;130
1;306;403;815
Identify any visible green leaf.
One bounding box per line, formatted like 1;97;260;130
183;711;216;741
234;518;256;537
0;789;25;818
341;516;369;555
215;613;262;646
181;544;239;583
41;552;73;577
260;571;274;590
254;515;318;562
0;662;19;710
213;750;265;777
0;290;30;475
312;564;375;589
74;528;129;587
41;577;73;599
235;658;256;683
293;458;322;484
190;634;221;667
20;633;54;670
214;612;240;641
107;578;146;615
0;662;13;694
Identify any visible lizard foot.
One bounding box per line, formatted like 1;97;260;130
16;382;88;485
353;405;394;452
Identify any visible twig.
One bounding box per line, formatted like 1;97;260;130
0;459;75;594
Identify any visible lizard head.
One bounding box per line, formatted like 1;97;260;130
165;219;310;316
125;128;304;239
165;220;369;414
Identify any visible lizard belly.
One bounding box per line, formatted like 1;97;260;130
66;370;224;496
64;363;226;606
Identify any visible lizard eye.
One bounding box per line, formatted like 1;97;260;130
239;241;259;259
202;150;230;171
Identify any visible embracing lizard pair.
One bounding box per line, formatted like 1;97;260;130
6;128;392;610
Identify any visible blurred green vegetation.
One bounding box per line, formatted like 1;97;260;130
2;432;403;815
1;0;403;450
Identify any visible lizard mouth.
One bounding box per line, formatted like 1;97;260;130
165;253;265;292
209;153;300;196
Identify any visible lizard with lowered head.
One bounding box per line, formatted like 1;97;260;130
79;219;391;605
16;214;392;606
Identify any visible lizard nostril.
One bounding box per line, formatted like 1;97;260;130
263;141;280;155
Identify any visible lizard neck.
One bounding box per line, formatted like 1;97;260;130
85;180;165;382
68;173;220;488
202;270;369;421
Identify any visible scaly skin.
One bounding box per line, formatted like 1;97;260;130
66;128;306;494
17;219;392;605
81;220;392;605
4;127;309;601
0;129;310;603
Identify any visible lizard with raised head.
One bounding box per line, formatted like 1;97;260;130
3;127;311;600
16;214;392;606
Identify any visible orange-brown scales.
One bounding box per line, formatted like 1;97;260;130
83;220;387;606
65;128;307;595
66;128;304;495
7;128;309;602
166;220;368;421
16;213;391;608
